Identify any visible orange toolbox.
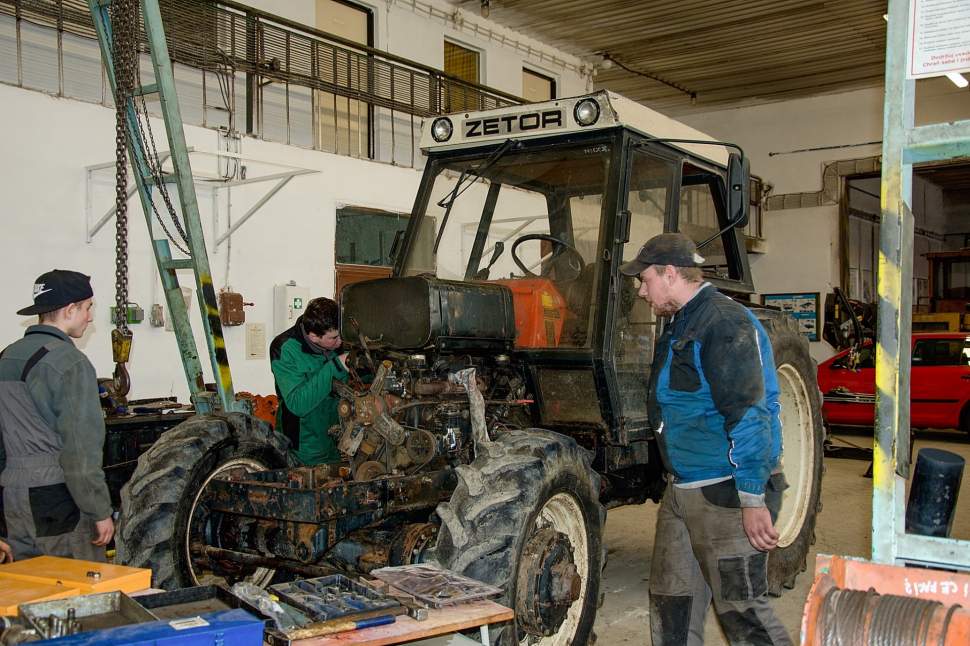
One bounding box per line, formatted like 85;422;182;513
0;556;150;594
0;579;79;614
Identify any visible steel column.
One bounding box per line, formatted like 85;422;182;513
873;0;970;569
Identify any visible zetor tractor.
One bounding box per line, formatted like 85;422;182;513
118;91;824;646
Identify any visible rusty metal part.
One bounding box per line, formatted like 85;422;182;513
413;380;466;396
332;376;406;446
338;420;366;456
389;523;438;567
406;429;437;463
282;522;320;563
204;468;458;563
337;399;354;419
349;317;376;371
515;528;582;637
355;461;386;482
190;543;340;578
450;368;489;450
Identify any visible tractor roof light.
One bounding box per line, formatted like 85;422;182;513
432;117;454;142
574;99;600;127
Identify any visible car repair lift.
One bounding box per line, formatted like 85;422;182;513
801;0;970;643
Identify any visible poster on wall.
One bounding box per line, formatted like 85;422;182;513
907;0;970;80
761;293;820;341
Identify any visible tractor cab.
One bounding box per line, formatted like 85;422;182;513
385;91;753;445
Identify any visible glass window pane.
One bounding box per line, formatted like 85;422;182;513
679;166;728;275
289;84;313;148
262;82;287;142
174;62;203;125
0;15;17;85
522;68;554;101
615;151;675;420
62;33;102;102
444;41;479;83
204;70;231;130
21;21;58;94
336;206;410;267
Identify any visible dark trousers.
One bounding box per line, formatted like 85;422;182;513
3;485;105;563
648;483;792;646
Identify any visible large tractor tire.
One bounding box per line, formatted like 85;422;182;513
756;310;826;596
116;412;298;589
432;429;606;646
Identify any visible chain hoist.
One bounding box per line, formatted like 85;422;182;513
109;0;138;399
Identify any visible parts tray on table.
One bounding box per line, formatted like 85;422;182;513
134;584;273;625
270;575;400;623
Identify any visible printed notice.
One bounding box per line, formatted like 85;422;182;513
908;0;970;78
246;322;266;359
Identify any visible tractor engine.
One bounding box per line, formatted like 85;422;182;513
334;276;530;480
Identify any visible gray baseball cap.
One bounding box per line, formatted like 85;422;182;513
619;233;705;276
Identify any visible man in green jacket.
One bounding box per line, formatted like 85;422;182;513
270;297;349;465
0;270;115;562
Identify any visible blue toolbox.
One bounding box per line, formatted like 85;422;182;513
29;608;264;646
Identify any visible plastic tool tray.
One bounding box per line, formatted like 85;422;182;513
269;575;399;622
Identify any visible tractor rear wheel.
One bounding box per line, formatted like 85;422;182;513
433;429;605;646
115;412;298;589
757;311;826;596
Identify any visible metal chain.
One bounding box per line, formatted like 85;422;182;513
111;0;138;333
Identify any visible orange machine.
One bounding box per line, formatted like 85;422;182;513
493;278;569;348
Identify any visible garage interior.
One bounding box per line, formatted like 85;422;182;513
0;0;969;644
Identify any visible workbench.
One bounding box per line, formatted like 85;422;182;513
279;598;512;646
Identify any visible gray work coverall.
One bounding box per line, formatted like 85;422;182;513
0;325;113;561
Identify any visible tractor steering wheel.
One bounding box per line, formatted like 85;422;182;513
510;234;586;280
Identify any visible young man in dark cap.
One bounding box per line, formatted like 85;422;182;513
270;297;349;465
0;270;114;562
620;234;790;646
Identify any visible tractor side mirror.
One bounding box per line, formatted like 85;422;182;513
727;153;750;228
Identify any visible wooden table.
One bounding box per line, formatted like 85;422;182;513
281;599;513;646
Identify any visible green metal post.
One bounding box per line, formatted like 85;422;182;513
88;0;242;413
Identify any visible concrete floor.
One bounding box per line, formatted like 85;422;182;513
592;427;970;645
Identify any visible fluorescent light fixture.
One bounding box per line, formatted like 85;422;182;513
946;72;969;88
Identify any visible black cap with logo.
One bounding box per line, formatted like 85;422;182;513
17;270;94;316
619;233;706;276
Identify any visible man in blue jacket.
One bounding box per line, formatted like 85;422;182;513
621;234;791;646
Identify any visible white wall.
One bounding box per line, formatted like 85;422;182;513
0;0;589;404
0;84;423;402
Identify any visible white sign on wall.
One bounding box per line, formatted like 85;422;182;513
908;0;970;79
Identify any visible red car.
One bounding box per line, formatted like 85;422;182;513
817;332;970;433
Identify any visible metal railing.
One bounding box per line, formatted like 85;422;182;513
0;0;522;167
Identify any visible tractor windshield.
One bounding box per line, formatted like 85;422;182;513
402;140;616;349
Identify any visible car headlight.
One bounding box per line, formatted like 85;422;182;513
574;99;600;127
431;117;453;142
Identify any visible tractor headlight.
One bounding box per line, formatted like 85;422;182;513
431;117;454;142
573;99;600;127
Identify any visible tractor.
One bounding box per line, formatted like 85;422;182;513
117;91;824;646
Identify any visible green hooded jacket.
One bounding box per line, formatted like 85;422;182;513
270;317;348;465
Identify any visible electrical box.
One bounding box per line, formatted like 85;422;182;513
218;290;250;327
274;283;310;336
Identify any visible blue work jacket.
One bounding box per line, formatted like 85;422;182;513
647;284;782;496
